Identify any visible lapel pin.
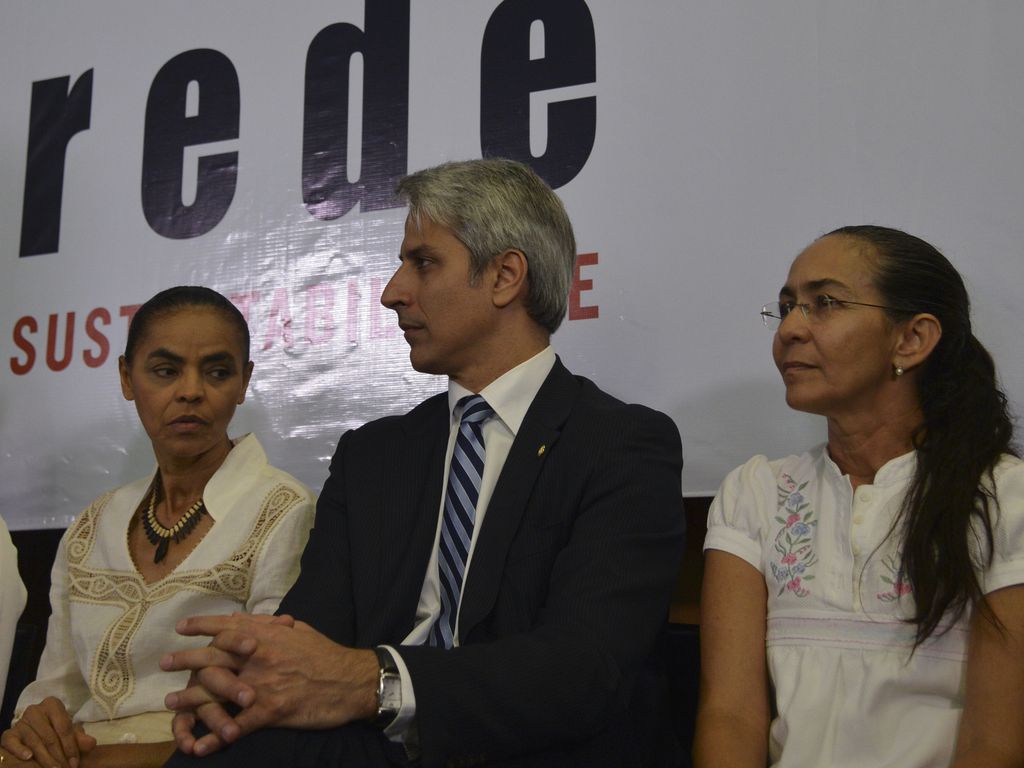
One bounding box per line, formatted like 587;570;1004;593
537;444;546;457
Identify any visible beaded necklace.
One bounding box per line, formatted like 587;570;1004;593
141;481;207;564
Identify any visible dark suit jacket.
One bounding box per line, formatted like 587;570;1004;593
279;358;685;767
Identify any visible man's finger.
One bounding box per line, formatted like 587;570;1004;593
160;644;244;674
166;669;254;712
191;730;228;758
209;629;258;656
197;665;257;708
233;611;288;626
174;614;239;637
191;701;242;754
171;711;198;755
231;703;278;739
164;681;219;712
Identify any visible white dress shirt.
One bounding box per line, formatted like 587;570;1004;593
385;346;556;742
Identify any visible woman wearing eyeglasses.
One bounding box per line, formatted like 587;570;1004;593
694;226;1024;767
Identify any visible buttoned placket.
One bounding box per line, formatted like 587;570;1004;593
850;485;875;605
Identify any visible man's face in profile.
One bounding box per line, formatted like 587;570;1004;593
381;215;500;383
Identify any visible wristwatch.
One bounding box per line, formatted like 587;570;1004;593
373;646;402;728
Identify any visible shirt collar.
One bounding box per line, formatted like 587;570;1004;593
447;347;556;437
148;433;265;523
819;443;917;487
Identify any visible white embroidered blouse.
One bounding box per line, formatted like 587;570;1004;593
15;434;314;742
704;445;1024;767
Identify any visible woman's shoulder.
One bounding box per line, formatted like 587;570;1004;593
66;474;152;534
989;453;1024;509
720;446;825;494
205;434;315;513
974;454;1024;593
57;474;152;569
993;453;1024;480
214;438;313;499
971;453;1024;510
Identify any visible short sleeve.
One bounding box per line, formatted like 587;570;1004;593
703;455;777;573
981;456;1024;595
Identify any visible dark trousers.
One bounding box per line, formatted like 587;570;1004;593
164;722;413;768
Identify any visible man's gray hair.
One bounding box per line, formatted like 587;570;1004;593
396;158;577;334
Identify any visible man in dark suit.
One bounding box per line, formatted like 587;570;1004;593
162;159;684;767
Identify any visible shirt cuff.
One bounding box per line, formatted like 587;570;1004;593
982;560;1024;596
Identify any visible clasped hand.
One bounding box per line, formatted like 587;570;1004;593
160;612;379;757
0;696;96;768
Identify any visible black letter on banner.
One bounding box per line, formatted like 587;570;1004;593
302;0;410;220
19;70;94;257
142;49;239;239
481;0;596;188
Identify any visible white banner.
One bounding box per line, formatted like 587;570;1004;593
2;1;1023;529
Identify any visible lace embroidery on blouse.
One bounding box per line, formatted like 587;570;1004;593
66;484;303;719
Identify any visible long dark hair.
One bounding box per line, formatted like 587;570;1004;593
124;286;250;364
829;225;1017;643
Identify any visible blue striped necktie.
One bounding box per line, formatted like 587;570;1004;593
429;395;494;649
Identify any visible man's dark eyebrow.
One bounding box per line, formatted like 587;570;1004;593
399;244;439;261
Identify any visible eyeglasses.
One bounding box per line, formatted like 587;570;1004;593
760;295;909;330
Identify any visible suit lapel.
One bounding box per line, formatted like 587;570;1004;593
458;360;579;639
366;395;449;642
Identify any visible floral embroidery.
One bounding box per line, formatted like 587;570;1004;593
770;473;818;597
876;553;912;602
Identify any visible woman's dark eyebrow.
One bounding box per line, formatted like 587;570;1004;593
144;349;236;365
146;348;184;364
200;352;237;366
780;277;851;299
804;278;849;293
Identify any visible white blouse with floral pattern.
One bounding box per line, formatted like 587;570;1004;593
705;446;1024;768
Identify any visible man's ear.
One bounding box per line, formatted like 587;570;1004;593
893;313;942;373
490;248;529;309
118;356;135;401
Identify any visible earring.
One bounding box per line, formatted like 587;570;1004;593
893;363;904;377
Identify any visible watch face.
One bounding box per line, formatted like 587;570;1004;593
380;673;402;710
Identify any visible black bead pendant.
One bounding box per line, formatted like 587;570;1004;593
153;537;170;564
